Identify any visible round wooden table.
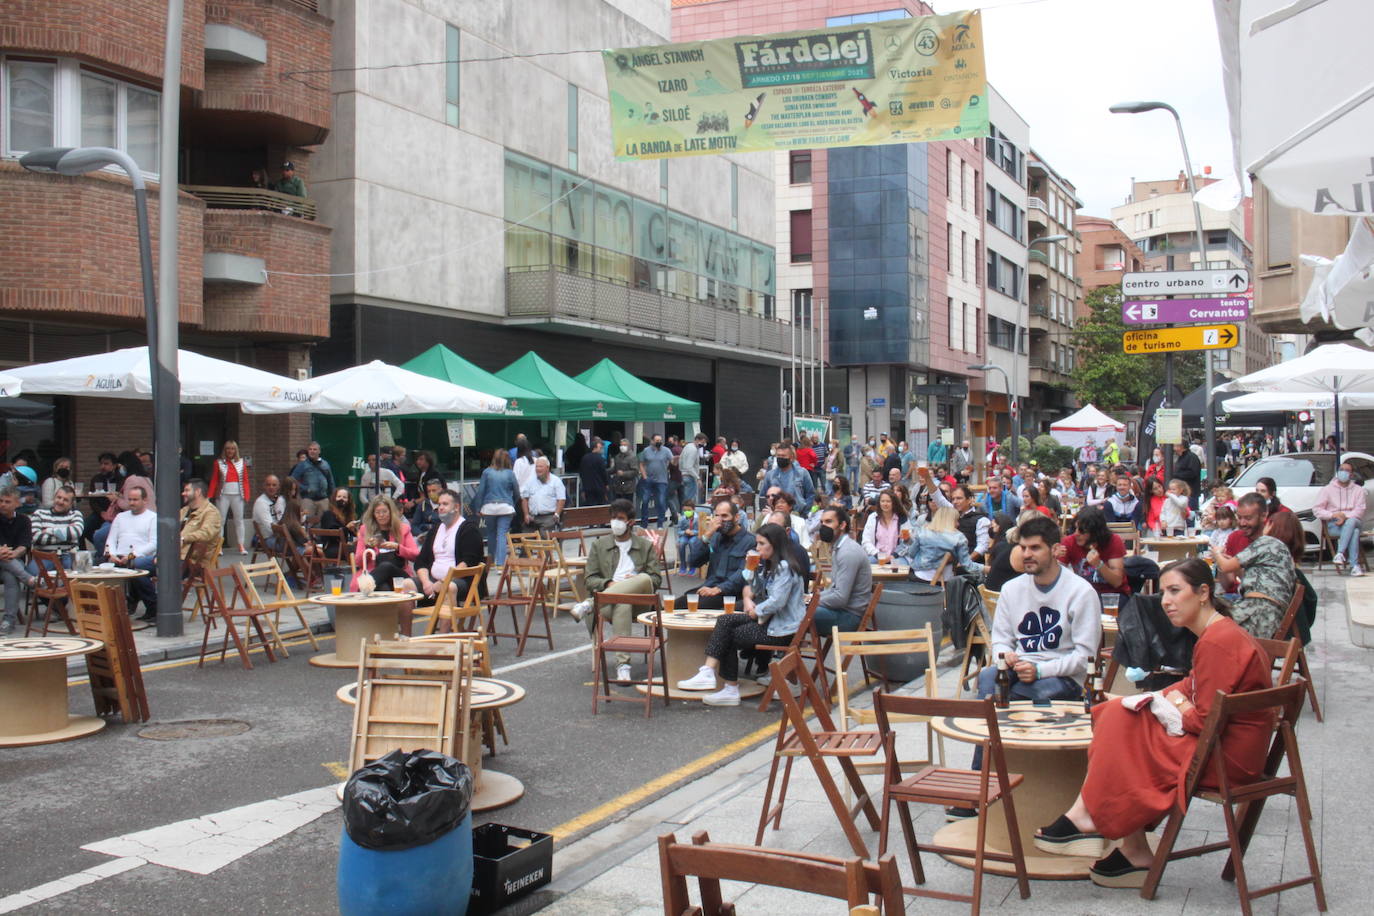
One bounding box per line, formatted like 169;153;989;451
1140;535;1209;564
337;677;527;810
69;567;151;630
869;561;913;582
931;700;1100;879
634;609;765;700
307;591;422;668
0;636;106;746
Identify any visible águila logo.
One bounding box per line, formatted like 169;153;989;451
270;386;313;403
351;399;401;412
734;29;875;88
85;374;125;391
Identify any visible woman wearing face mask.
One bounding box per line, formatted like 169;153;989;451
1145;449;1167;483
40;457;75;509
474;450;519;567
722;440;749;478
610;438;639;503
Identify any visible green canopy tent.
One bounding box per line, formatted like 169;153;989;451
573;358;701;422
495;352;636;420
402;344;559;418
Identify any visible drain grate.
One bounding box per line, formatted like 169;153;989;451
137;719;252;740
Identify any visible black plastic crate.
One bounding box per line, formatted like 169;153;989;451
469;824;553;915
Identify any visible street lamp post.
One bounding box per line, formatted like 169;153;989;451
969;362;1016;465
20;147;183;636
1110;101;1217;485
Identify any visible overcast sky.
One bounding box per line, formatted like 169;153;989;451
972;0;1235;217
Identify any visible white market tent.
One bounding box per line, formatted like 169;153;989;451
1049;404;1126;450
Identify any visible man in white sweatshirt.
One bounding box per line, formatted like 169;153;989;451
950;513;1101;817
105;484;159;618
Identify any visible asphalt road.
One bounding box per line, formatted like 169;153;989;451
0;607;780;914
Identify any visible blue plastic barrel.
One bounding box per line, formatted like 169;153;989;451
337;811;473;916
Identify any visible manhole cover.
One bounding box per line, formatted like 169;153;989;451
137;719;252;740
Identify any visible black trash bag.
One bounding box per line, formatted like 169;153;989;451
342;749;474;851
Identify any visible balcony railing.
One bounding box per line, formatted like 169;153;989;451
506;265;811;362
1028;196;1048;212
182;185;317;220
1027;248;1050;264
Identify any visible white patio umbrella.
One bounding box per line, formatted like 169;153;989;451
1214;342;1374;446
243;360;506;500
0;374;21;398
7;346;318;405
1219;390;1374;413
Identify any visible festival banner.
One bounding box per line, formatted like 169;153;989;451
602;10;987;160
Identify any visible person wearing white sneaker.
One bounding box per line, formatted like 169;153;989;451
675;523;805;707
576;500;661;673
1314;460;1366;573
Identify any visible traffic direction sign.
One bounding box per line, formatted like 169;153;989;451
1122;324;1239;354
1122;296;1252;325
1122;269;1250;297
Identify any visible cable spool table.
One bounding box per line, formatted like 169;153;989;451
307;590;422;668
634;609;765;701
0;636;106;746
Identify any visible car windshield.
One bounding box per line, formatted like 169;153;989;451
1232;455;1335;490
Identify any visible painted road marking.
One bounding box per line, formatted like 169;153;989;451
0;787;339;912
548;720;777;841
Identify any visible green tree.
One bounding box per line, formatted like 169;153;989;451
1070;284;1205;411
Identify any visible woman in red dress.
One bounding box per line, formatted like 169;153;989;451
1031;558;1274;888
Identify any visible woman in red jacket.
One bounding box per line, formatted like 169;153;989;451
1033;559;1273;888
208;441;250;552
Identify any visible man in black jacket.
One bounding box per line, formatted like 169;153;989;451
1172;442;1202;510
415;490;486;609
579;437;609;505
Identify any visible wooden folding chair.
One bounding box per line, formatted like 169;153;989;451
755;651;883;858
1140;681;1325;915
413;564;486;636
753;590;829;710
1255;636;1301;689
659;830;906;916
591;591;670;717
309;527;352;571
235;559;321;654
70;580;150;723
181;538;223;623
525;537;581;613
835;626;943;774
272;523;327;593
873;691;1030;915
484;554;552;656
198;566;283;669
814;583;885;696
956;586;999;698
411;632;508;756
641;525;673;595
1270;583;1321;721
348;640;474;776
25;550;75;636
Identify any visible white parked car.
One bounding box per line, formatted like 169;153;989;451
1214;451;1374;552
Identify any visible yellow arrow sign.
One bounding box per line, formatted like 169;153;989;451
1122;324;1239;354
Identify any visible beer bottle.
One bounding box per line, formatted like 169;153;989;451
994;654;1011;709
1083;670;1095;713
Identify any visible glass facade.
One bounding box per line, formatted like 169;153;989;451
826;144;929;366
503;150;776;315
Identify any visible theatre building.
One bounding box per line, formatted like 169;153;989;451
313;0;805;464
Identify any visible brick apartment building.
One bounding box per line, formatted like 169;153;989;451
0;0;333;488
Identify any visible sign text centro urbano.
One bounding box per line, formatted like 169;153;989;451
1122;296;1252;325
1122;324;1240;354
1122;268;1250;296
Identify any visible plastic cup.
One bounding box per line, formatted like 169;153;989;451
723;596;737;613
900;529;911;542
877;554;890;566
745;553;760;572
662;595;676;614
687;595;700;613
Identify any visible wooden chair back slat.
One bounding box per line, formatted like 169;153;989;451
659;830;906;915
69;581;149;722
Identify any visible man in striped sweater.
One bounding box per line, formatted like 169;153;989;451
29;484;84;573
